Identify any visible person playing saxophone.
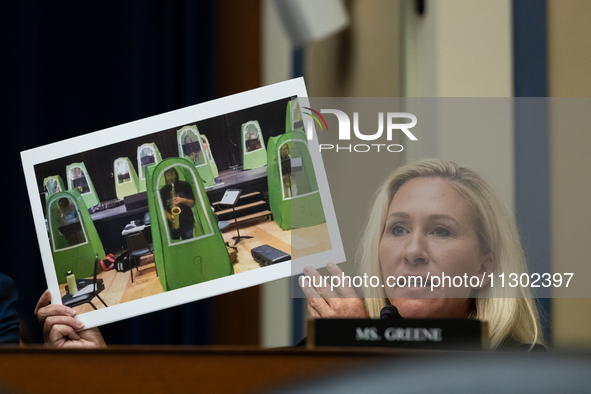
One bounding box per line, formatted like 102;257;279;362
159;167;196;240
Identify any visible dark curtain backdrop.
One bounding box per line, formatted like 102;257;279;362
1;1;221;344
32;97;292;207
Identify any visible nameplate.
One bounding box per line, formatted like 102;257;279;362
307;319;487;351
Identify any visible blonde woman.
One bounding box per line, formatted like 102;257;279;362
301;159;544;350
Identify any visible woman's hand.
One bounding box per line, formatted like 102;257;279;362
34;290;106;349
299;263;369;319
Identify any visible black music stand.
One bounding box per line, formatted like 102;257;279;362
220;189;252;245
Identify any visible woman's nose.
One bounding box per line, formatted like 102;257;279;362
403;233;429;265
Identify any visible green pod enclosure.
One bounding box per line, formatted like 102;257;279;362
176;125;215;188
137;143;162;192
145;157;233;292
66;162;100;208
285;97;304;133
114;157;140;200
200;134;219;178
267;130;325;230
46;190;105;284
241;120;267;170
43;175;65;204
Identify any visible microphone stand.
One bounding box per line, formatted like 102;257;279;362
221;188;252;245
231;204;252;245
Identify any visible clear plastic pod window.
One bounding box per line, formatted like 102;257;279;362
137;143;163;192
177;125;215;187
66;162;100;208
267;130;325;230
241;120;267;170
114;157;140;200
200;134;219;179
145;158;233;291
46;190;105;284
43;175;66;204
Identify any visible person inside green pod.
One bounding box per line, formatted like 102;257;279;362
139;146;157;174
280;143;296;198
56;197;83;246
115;159;131;183
159;167;196;240
200;136;208;154
57;198;78;225
70;167;90;194
183;135;202;166
140;147;155;164
246;131;262;152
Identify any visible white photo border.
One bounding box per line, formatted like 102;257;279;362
21;78;345;329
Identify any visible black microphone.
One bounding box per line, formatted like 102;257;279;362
380;305;403;321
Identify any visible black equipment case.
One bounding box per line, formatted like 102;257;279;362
251;245;291;266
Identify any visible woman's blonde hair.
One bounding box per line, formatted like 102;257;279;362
359;159;543;349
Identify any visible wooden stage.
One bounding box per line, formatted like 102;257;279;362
58;163;331;314
61;219;331;315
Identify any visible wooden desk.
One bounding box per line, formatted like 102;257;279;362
0;346;434;394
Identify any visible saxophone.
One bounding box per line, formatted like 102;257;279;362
170;183;181;229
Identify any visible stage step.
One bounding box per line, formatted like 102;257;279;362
221;210;273;231
212;190;272;228
215;201;268;221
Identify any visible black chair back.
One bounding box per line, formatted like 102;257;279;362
127;231;150;253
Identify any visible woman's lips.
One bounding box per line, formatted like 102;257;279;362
398;274;432;288
385;274;440;296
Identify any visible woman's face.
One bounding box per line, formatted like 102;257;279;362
379;177;493;319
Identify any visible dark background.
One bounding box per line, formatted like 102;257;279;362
33;97;291;205
1;0;269;345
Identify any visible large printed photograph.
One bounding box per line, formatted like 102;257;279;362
21;79;344;328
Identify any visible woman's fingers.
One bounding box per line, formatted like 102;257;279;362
325;262;358;298
37;304;77;327
300;264;369;318
43;315;84;336
299;276;330;314
299;276;332;316
46;324;81;347
298;274;321;298
34;289;50;310
302;265;340;300
307;299;321;319
34;290;52;324
35;290;77;326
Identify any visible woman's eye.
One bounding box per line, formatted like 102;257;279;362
433;227;451;237
391;225;407;236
